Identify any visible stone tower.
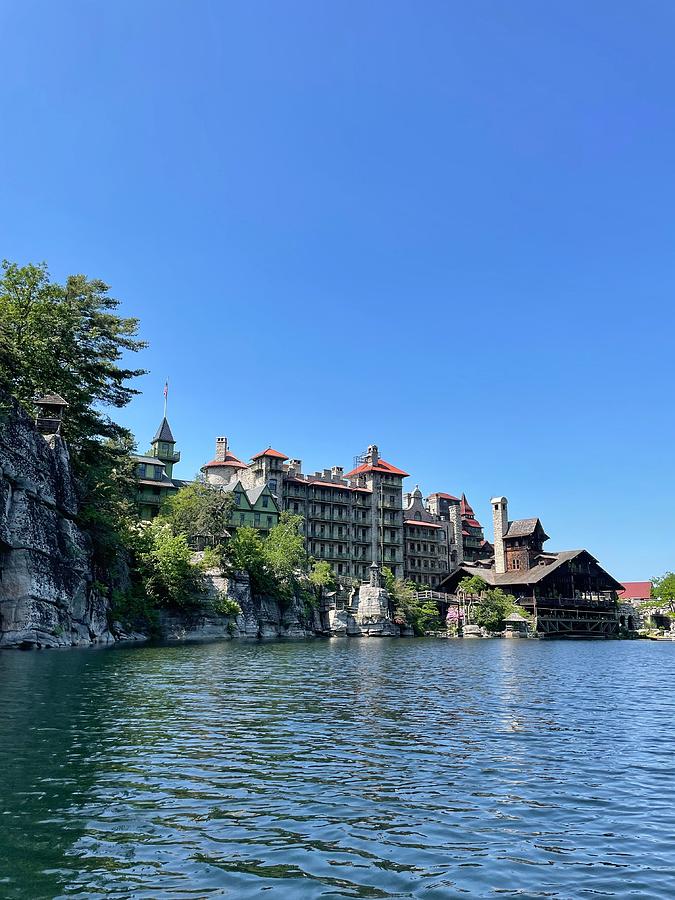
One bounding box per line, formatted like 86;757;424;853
491;496;508;574
448;502;464;569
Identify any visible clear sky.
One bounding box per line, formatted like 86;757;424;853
1;1;674;580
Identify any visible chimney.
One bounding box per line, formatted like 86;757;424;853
215;436;228;462
448;501;463;569
287;458;302;477
366;444;379;466
331;465;343;479
491;496;508;574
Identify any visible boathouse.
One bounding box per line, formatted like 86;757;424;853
438;497;623;637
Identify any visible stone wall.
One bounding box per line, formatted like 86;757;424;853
0;393;114;648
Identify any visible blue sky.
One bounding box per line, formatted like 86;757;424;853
1;1;674;580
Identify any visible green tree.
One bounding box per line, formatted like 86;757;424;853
382;567;437;635
159;480;234;547
263;511;308;601
0;261;145;469
0;260;146;566
458;575;487;596
417;600;442;632
225;525;269;593
139;522;205;608
651;572;675;610
473;588;517;632
309;559;337;605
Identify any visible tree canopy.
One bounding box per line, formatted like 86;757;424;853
0;260;146;469
651;572;675;610
472;588;519;632
159;480;234;547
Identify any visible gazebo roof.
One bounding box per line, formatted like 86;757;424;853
504;611;529;623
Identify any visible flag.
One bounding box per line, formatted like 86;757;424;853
163;380;168;399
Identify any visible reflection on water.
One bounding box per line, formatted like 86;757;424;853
1;639;675;898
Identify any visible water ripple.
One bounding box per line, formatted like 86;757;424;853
1;639;675;898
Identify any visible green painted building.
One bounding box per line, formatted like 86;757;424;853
223;479;281;534
134;416;182;520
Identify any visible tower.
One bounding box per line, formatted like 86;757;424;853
149;416;180;478
491;496;508;574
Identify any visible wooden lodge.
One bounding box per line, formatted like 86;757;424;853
438;497;623;637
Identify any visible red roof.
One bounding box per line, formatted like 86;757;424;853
251;447;289;461
618;581;651;601
202;453;248;470
309;480;351;490
406;519;443;529
460;493;474;517
464;518;482;528
344;459;410;478
429;492;460;501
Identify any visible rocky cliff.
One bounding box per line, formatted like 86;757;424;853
157;569;323;642
0;392;403;648
0;394;113;648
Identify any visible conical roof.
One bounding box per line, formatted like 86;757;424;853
460;493;474;517
152;417;175;443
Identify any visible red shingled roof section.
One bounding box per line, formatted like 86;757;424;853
618;581;651;600
464;518;482;528
202;454;248;469
344;459;410;478
429;492;460;501
251;447;289;461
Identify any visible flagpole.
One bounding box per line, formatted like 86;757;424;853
163;378;168;418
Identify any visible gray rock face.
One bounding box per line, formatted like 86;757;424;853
158;569;321;641
0;394;113;648
353;584;400;636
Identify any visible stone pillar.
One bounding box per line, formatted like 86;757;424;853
215;436;228;462
491;496;508;574
448;501;463;569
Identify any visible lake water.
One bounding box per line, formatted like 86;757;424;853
1;638;674;899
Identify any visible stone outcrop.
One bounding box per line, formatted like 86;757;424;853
159;568;321;641
0;393;115;648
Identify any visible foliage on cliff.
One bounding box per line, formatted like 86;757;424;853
382;567;441;634
0;260;146;569
225;512;315;604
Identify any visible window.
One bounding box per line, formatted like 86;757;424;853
254;512;260;526
153;487;161;496
138;463;146;478
269;478;277;492
153;466;162;480
235;492;242;506
262;495;269;508
239;513;245;524
267;516;273;527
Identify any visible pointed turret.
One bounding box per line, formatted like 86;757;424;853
153;417;175;444
149;416;180;477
